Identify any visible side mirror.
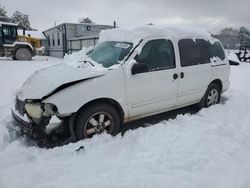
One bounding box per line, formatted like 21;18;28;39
229;60;240;66
131;63;148;75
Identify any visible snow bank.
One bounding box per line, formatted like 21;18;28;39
99;25;214;44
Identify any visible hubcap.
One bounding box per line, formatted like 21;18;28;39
84;112;113;138
22;53;27;58
207;89;219;106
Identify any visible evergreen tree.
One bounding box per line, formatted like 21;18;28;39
214;27;250;49
0;5;10;22
79;17;94;24
11;11;31;29
239;26;250;46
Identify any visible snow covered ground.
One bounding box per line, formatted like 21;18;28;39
1;56;250;188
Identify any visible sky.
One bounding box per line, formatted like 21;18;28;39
1;0;249;34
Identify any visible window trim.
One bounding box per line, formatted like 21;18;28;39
211;63;227;67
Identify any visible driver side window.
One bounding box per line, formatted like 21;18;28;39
135;39;175;72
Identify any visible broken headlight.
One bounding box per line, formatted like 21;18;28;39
25;103;57;119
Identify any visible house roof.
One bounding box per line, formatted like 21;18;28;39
0;21;18;26
43;22;113;33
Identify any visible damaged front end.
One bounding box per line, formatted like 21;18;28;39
12;98;74;147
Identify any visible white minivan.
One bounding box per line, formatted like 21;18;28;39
12;25;230;144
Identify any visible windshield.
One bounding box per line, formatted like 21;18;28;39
87;41;133;68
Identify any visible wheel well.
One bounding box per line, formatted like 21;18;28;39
210;79;222;92
14;45;34;56
76;98;125;122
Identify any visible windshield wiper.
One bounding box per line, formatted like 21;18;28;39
84;60;95;67
77;60;95;67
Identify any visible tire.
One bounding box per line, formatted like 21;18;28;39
196;83;221;109
75;103;121;140
15;48;32;61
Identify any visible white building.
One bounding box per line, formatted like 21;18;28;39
43;23;114;58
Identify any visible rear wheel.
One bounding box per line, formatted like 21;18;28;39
15;48;32;60
206;87;220;107
75;103;121;140
197;83;221;109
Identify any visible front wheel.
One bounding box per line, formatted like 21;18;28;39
15;48;32;61
75;103;121;140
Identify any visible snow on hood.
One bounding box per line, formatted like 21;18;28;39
63;47;106;70
18;63;106;101
99;25;215;44
64;48;91;62
17;48;109;100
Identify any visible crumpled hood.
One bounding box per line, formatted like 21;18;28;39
17;63;106;101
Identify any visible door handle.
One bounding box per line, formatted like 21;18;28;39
173;73;178;80
180;72;184;79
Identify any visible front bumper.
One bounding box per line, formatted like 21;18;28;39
11;109;43;139
12;108;76;148
11;107;62;139
11;98;75;147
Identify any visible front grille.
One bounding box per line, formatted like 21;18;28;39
15;98;25;115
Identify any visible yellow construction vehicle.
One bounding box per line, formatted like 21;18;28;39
18;34;45;55
0;21;35;60
18;35;41;49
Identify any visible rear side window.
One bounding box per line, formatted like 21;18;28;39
210;42;225;60
178;39;225;67
197;39;210;64
178;39;200;67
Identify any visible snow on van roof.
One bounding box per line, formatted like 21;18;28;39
99;25;214;43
